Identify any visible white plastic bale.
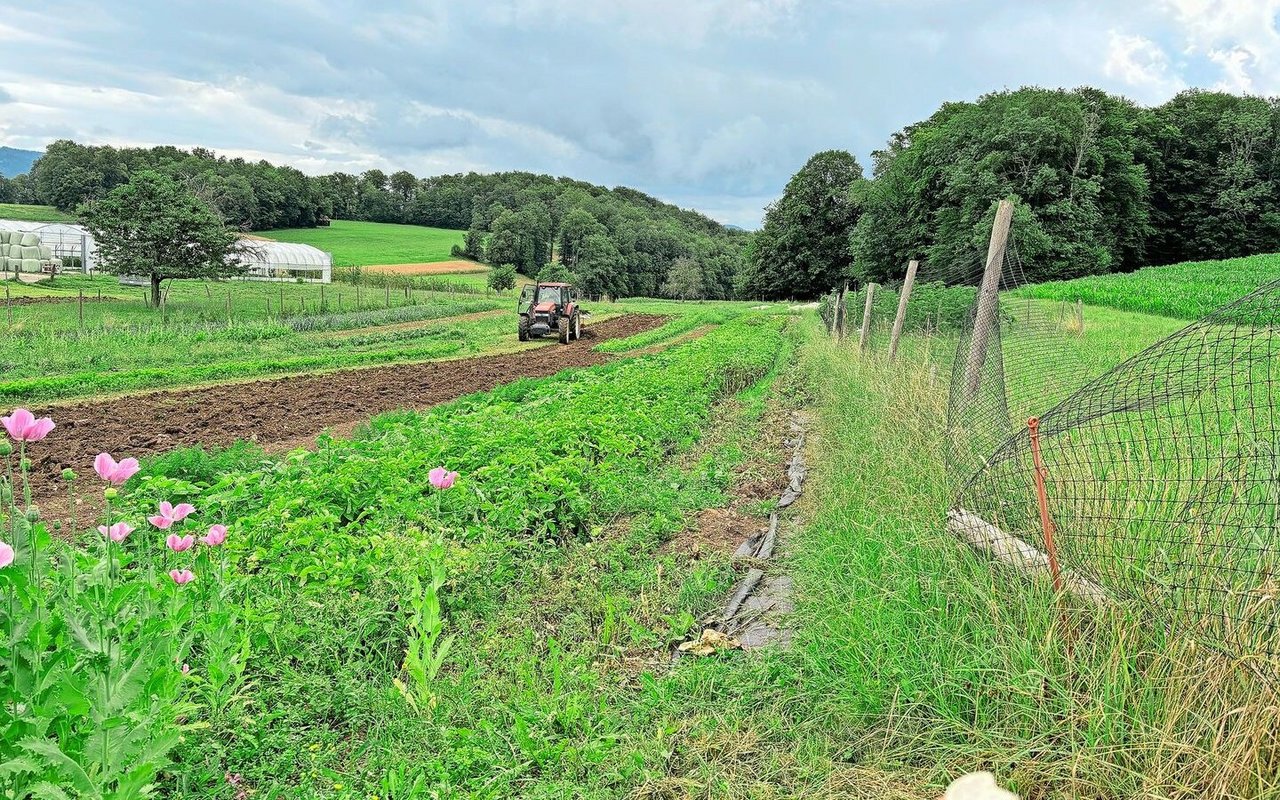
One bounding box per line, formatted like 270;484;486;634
7;245;20;259
19;258;41;272
18;233;38;247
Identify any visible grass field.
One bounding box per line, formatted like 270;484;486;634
260;220;467;267
0;202;77;222
1016;252;1280;319
7;243;1280;798
0;274;518;403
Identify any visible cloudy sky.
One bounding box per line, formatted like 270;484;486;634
1;0;1276;227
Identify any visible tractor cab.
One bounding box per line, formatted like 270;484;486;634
518;282;584;344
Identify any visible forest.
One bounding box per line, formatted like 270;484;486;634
9;87;1280;299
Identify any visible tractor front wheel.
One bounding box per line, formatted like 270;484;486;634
558;316;570;344
518;315;530;342
572;313;581;340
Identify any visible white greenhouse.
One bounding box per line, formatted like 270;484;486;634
0;219;332;283
0;220;97;273
233;240;332;283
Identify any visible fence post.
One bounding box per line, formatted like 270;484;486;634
1027;417;1064;594
1075;299;1084;335
279;285;285;317
888;259;919;362
837;282;849;339
963;199;1014;398
385;284;390;308
5;284;10;325
858;283;876;352
226;289;232;323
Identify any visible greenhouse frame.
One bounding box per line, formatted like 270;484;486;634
0;220;333;283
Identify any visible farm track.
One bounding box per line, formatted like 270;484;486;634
27;314;666;519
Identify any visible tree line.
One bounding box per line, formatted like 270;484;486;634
2;141;747;300
742;87;1280;298
13;85;1280;300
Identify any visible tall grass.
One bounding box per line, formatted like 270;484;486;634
785;318;1280;797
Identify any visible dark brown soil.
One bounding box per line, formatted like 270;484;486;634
23;314;666;518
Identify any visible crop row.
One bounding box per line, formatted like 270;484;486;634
1014;253;1280;320
132;315;786;592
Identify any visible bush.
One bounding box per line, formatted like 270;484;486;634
487;264;517;292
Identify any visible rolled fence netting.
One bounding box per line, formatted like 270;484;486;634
947;233;1280;666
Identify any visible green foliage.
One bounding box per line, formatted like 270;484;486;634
79;171;247;306
661;256;705;300
0;453;241;798
535;262;575;284
117;318;784;794
486;264;517;292
1015;252;1280;319
0;284;509;403
855;87;1150;284
822;281;977;335
743;150;866;299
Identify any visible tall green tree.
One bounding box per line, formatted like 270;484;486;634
80;171;247;307
576;233;624;299
854;87;1151;283
662;257;705;300
743;150;866;299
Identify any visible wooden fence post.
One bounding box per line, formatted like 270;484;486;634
837;282;849;339
5;284;11;325
78;289;84;328
858;283;877;353
888;259;920;362
963;199;1014;398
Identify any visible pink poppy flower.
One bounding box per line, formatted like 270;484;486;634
428;466;458;490
1;409;55;442
200;524;227;547
93;453;140;485
169;569;195;585
97;522;135;542
150;501;195;529
166;534;195;553
0;541;13;569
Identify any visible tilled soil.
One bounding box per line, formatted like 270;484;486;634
23;314;665;516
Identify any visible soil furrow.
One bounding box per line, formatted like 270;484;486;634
23;313;665;517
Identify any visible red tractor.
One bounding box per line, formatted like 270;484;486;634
518;282;584;344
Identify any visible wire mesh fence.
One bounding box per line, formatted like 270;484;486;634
946;226;1280;665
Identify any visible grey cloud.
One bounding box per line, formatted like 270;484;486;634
0;0;1194;226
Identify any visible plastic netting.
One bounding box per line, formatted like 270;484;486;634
947;238;1280;661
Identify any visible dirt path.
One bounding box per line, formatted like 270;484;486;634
24;314;665;516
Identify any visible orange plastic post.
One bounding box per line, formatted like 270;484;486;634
1027;417;1064;593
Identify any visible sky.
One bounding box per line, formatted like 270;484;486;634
0;0;1277;228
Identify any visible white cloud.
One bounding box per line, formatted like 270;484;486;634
1103;30;1186;99
1161;0;1280;92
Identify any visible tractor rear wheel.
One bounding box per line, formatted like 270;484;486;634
558;316;570;344
518;315;530;342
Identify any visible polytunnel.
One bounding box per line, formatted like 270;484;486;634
233;240;332;283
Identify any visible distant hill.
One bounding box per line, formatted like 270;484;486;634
0;147;40;177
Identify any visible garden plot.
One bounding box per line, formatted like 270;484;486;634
23;315;666;518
